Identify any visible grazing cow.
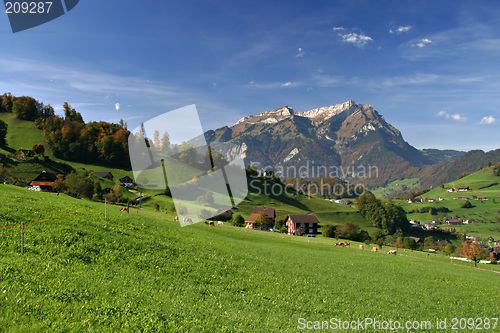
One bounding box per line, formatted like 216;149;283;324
217;221;224;226
120;207;128;212
359;245;364;250
372;247;378;252
183;217;193;224
335;242;344;246
387;250;397;255
345;242;350;247
174;216;179;222
204;220;214;225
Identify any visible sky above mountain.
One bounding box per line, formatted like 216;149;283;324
1;0;499;151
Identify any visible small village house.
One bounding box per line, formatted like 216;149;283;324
446;218;461;225
94;171;114;181
29;170;57;192
119;176;135;187
15;148;35;159
245;207;276;230
285;214;320;237
458;186;470;192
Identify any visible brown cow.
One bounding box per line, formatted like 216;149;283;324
359;245;364;250
204;220;214;225
387;250;397;255
174;216;179;222
120;207;128;212
217;221;224;226
372;247;378;252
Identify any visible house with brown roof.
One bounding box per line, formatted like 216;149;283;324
29;170;57;191
446;218;461;225
252;207;276;222
285;214;320;237
245;207;276;230
458;186;470;191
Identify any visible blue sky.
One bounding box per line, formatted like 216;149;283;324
1;0;499;151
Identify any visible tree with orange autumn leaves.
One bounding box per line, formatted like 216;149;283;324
457;241;489;267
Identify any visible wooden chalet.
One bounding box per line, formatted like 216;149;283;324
119;176;135;187
285;214;320;237
94;171;114;180
29;171;57;191
458;186;470;192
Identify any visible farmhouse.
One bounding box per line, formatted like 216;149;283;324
447;188;457;193
458;186;470;191
252;207;276;223
457;196;468;200
438;197;444;201
472;196;487;201
446;218;461;225
94;171;114;180
487;237;495;243
245;207;276;230
428;197;434;202
285;214;320;237
119;176;135;187
15;148;35;159
29;170;57;191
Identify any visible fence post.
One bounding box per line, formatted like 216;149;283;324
21;221;24;254
105;199;107;220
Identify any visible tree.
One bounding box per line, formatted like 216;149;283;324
403;237;417;250
335;222;362;240
461;200;473;209
392;237;404;249
424;236;436;249
160;132;170;154
112;181;123;202
203;191;214;206
0;119;7;146
232;214;245;227
254;212;271;230
322;225;337;238
459;241;489;267
33;144;45;156
444;244;456;255
65;172;93;199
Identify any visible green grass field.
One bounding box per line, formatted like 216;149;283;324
1;184;498;332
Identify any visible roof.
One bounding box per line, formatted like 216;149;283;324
32;171;57;182
119;176;134;181
409;237;421;243
286;214;320;224
252;207;275;219
94;171;113;178
245;213;261;223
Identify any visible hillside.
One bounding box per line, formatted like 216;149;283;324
0;184;498;331
395;166;500;240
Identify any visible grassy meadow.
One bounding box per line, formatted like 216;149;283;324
1;184;499;332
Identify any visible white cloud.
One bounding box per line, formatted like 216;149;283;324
115;103;120;111
338;32;373;47
438;110;467;122
296;47;305;58
479;115;497;125
414;38;432;48
281;81;297;87
245;80;299;89
389;25;413;34
333;27;344;31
